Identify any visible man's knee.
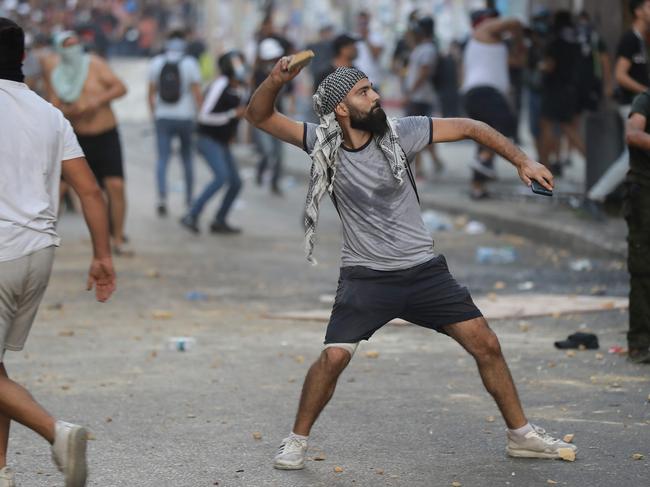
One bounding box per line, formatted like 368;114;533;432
104;177;124;192
471;329;503;363
319;345;354;374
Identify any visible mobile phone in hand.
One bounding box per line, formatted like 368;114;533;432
531;180;553;197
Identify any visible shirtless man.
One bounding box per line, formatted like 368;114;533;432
43;32;130;255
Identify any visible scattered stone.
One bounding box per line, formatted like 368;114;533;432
364;351;380;359
558;448;576;462
632;453;644;460
58;330;74;337
566;350;576;357
595;353;604;360
152;310;173;320
61;385;70;391
252;432;262;440
518;321;530;332
494;281;506;290
452;482;462;487
186;414;196;419
563;434;574;443
375;468;384;475
105;417;113;423
294;355;305;364
486;416;496;423
313;454;326;461
145;269;160;278
47;302;64;311
547;480;558;485
334;466;344;473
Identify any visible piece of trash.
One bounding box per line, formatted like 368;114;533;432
185;291;208;301
334;466;344;473
632;453;644;460
475;247;516;264
364;351;380;359
569;259;592;272
375;469;384;475
547;480;558;485
152;310;174;320
252;432;262;440
452;482;462;487
494;281;506;290
422;210;453;232
554;332;599;350
58;330;74;337
563;434;574;443
167;337;196;352
517;281;535;291
313;454;326;461
486;416;496;423
608;346;626;354
465;220;486;235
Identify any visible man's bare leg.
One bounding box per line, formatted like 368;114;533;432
443;317;527;428
0;364;55;444
104;177;128;251
292;347;352;436
0;410;8;469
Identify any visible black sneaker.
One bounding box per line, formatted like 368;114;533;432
209;222;241;235
157;203;167;217
180;215;200;234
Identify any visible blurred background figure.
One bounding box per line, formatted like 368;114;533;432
461;9;520;200
354;10;384;89
148;25;202;217
181;51;247;235
313;33;357;92
253;37;287;196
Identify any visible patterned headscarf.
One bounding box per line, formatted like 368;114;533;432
304;67;408;264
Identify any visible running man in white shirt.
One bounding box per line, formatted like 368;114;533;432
0;18;116;487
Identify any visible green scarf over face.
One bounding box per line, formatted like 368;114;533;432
51;31;90;103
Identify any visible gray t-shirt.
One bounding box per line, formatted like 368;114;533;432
303;116;435;271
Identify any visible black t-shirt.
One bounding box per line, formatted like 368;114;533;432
543;36;580;91
627;91;650;187
616;30;649;105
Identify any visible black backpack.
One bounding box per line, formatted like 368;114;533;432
159;59;182;103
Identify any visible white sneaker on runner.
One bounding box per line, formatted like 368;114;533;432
506;424;578;459
51;421;88;487
273;436;308;470
0;467;15;487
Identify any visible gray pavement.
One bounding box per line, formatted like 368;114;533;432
5;60;648;486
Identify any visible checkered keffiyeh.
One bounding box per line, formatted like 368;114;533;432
304;67;408;264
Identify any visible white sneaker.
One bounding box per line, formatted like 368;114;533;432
506;424;578;459
51;421;88;487
0;467;15;487
273;436;308;470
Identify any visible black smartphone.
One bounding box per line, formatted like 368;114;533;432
531;180;553;197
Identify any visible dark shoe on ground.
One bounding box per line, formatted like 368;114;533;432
209;222;242;235
157;203;167;217
180;215;200;234
627;347;650;364
554;332;599;350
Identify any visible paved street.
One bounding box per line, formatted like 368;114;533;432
5;61;649;486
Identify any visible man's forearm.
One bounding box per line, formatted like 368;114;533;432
465;119;528;168
246;77;283;125
619;72;648;95
627;129;650;151
79;190;112;259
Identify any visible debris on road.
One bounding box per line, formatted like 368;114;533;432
152;310;174;320
364;351;380;359
334;466;344;473
185;291;208;301
252;432;262;440
563;434;574;443
476;247;517;264
465;220;486;235
632;453;644;460
569;258;593;272
558;448;576;462
517;281;535;291
167;337;196;352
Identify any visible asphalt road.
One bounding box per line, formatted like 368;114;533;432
4;120;648;487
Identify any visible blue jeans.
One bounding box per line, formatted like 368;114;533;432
254;128;283;188
190;135;242;224
155;118;194;205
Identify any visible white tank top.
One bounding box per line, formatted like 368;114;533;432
461;38;510;95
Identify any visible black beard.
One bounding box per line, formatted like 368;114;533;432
349;104;388;136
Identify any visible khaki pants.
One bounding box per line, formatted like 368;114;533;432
0;246;55;361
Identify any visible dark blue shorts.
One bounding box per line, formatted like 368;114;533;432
324;255;483;344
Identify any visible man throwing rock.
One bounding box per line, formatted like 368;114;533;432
246;57;576;470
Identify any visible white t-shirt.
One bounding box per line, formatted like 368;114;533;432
405;42;437;104
148;52;202;120
355;32;384;87
0;79;84;262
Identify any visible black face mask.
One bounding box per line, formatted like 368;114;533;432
349;103;388;137
0;63;24;82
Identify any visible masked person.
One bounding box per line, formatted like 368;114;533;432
1;18;116;487
246;57;576;470
43;31;130;256
148;27;203;217
180;52;247;234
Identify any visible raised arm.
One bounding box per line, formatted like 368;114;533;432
245;56;305;148
432;118;553;190
474;17;523;44
61;157;116;302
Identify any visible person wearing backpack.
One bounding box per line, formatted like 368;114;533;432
148;27;202;217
